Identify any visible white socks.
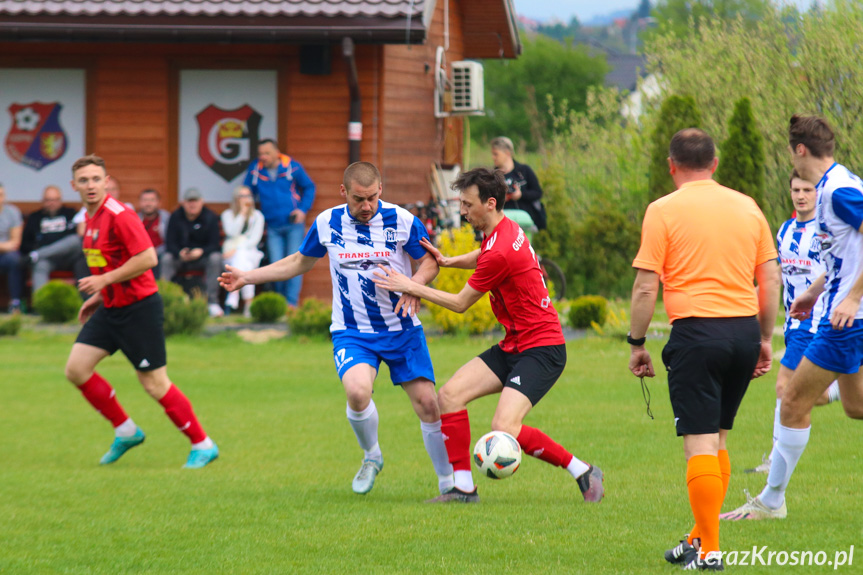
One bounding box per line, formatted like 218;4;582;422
420;420;454;493
827;381;841;403
114;418;138;438
453;470;475;493
347;400;382;461
761;424;810;509
192;437;215;450
566;456;590;480
772;398;781;445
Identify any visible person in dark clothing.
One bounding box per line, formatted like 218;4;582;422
162;188;223;316
22;185;89;294
491;137;547;230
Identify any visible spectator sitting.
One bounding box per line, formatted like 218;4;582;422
162;188;224;317
137;188;171;279
221;185;264;317
0;183;24;312
491;136;547;230
21;185;89;295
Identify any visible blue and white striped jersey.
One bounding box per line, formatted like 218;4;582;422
815;163;863;321
776;217;826;333
300;200;429;333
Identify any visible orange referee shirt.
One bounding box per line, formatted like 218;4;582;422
633;179;777;323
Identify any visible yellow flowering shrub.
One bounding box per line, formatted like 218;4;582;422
428;225;497;334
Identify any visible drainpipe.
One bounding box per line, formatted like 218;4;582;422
342;37;361;164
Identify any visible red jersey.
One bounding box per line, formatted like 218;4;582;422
468;217;565;353
83;194;158;308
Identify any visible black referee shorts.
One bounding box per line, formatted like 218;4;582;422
76;293;167;372
479;344;566;406
661;316;760;436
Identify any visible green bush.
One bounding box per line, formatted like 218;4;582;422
250;292;288;323
0;314;22;336
33;280;81;323
287;298;331;337
157;280;208;337
569;201;641;298
568;295;608;329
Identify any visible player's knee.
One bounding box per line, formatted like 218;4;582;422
437;385;462;413
415;393;440;420
490;415;520;437
344;386;371;411
841;402;863;420
64;361;90;386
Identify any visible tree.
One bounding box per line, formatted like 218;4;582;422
716;97;765;207
472;35;608;151
636;0;652;19
646;0;770;43
648;95;702;202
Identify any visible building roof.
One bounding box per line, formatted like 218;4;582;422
0;0;425;18
0;0;435;43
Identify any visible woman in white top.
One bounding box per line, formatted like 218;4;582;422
221;186;264;316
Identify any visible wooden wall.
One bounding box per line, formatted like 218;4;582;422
381;0;465;205
0;0;474;303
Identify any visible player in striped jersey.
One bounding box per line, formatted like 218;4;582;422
723;115;863;521
744;171;840;475
220;162;453;496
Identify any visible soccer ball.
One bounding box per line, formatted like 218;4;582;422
473;431;522;479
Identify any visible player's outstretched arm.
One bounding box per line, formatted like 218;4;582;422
220;252;318;292
373;265;483;313
419;237;479;269
78;247;158;296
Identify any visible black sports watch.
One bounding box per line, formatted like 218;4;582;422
627;332;646;346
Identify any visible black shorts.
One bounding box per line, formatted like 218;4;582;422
76;293;167;372
479;344;566;406
661;316;760;436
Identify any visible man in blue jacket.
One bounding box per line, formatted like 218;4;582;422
243;139;315;307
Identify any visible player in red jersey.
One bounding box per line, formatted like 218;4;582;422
64;155;218;469
374;167;603;503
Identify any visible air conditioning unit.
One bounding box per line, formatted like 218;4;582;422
451;61;484;114
434;47;485;118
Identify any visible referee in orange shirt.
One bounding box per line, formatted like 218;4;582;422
628;129;781;571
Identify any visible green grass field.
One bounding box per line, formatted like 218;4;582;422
1;329;859;574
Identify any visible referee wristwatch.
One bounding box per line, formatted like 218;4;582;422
627;332;646;346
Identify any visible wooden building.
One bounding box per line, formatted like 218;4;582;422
0;0;520;301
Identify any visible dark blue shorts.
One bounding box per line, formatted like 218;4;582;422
331;326;435;385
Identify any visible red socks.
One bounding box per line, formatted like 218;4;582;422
517;425;573;467
79;373;129;427
158;384;207;444
441;413;575;471
441;410;472;472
